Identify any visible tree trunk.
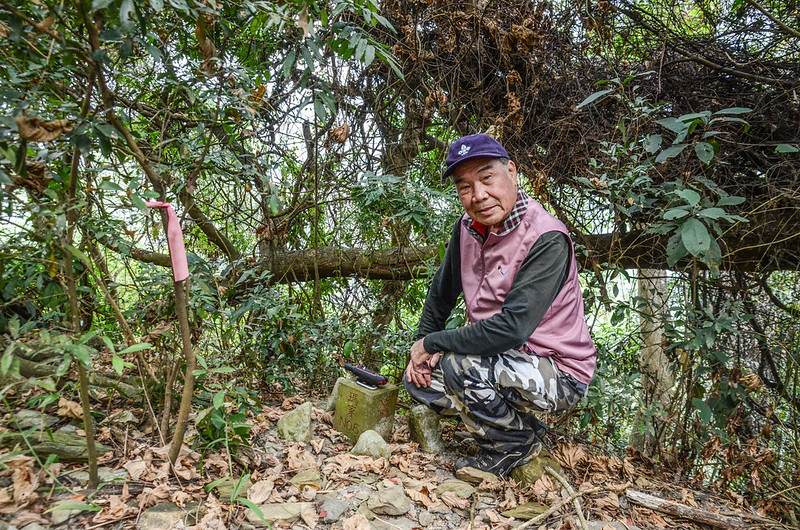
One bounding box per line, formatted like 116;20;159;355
630;270;674;456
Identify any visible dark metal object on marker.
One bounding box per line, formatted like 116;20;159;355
344;364;388;389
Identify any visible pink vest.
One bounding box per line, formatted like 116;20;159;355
460;198;596;384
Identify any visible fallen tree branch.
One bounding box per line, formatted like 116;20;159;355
515;481;632;529
626;489;748;529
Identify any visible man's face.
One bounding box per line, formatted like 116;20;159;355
453;157;518;232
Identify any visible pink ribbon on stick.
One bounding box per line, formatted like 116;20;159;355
144;201;189;282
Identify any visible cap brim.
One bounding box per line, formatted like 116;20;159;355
442;151;506;181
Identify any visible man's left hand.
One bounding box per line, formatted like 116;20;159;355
406;338;439;388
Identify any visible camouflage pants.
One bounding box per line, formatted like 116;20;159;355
405;349;586;453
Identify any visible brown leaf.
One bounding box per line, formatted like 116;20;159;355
299;501;317;528
92;494;136;524
57;397;83;419
555;443;587;469
441;491;470;510
342;513;372;530
326;123;350;146
298;5;309;38
594;492;620;511
681;489;698;508
247;479;274;505
16;117;72;142
122;459;149;481
405;487;436;508
286;446;316;470
0;488;15;514
137;483;170;509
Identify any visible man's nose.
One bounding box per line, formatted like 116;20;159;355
473;183;488;201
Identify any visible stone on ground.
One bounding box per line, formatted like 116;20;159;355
276;401;313;443
215;475;253;500
501;501;548;520
1;429;111;462
408;404;445;453
324;377;345;411
289;468;322;489
351;429;391;459
48;499;92;525
367;482;412;516
137;502;205;529
510;448;562;487
11;409;58;431
435;478;475;499
67;466;129;484
245;502;314;526
320;498;350;523
455;466;501;485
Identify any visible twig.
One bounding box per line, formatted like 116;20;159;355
545;466;588;530
515;481;632;530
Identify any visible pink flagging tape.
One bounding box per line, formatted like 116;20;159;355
144;201;189;282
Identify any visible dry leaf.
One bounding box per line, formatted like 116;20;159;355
555;443;587;469
92;494;136;524
594;492;620;511
137;483;170;509
0;487;15;514
342;513;372;530
172;489;192;508
441;491;470;510
299;501;317;528
310;438;325;454
681;489;698;508
326;123;350;145
16;117;72;142
286;446;316;470
405;487;436;508
57;398;83;419
122;459;148;481
247;479;274;505
298;5;309;38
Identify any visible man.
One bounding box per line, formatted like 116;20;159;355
405;133;596;478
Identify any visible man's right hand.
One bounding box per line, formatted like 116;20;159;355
406;338;440;388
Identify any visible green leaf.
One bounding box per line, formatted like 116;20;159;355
119;342;152;355
575;89;613;109
775;144;798;153
282;50;296;78
205;477;228;493
713;107;751;115
716;196;745;206
692;398;713;424
47;503;102;513
236;498;266;523
65;244;91;265
149;0;164;11
655;143;687;163
99;180;124;191
666;234;688;267
119;0;135;30
676;189;701;206
112;355;124;375
664;207;690;220
681;218;711;257
698;207;726;220
92;0;116;11
656;117;686;134
644;134;662;154
130;193;148;212
695;141;714;164
213;390;225;409
231;474;251;501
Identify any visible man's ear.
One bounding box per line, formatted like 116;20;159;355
506;160;518;184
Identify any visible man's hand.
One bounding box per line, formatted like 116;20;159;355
405;338;440;388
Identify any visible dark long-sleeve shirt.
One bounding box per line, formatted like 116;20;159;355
417;222;570;356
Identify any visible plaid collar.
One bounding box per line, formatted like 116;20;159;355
464;189;530;240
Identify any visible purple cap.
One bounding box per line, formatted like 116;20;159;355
443;133;509;180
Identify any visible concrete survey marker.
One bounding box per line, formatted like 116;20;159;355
333;378;397;442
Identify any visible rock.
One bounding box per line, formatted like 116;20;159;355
501;501;548;520
215;476;253;500
289;468;322;489
435;479;475;499
351;429;391;460
408;404;445;454
586;523;642;530
276;401;313;443
324;377;345;411
371;516;419;530
104;410;138;425
320;498;349;523
367;482;411;516
333;379;398;441
67;466;129;484
89;373;142;399
509;449;562;487
245;502;314;526
48;499;92;525
11;409;59;431
455;466;501;485
137;502;205;529
17;524;45;530
0;521;17;530
418;510;435;526
0;430;111;462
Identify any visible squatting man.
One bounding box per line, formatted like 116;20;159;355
404;133;596;478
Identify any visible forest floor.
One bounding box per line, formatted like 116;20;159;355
0;385;787;530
